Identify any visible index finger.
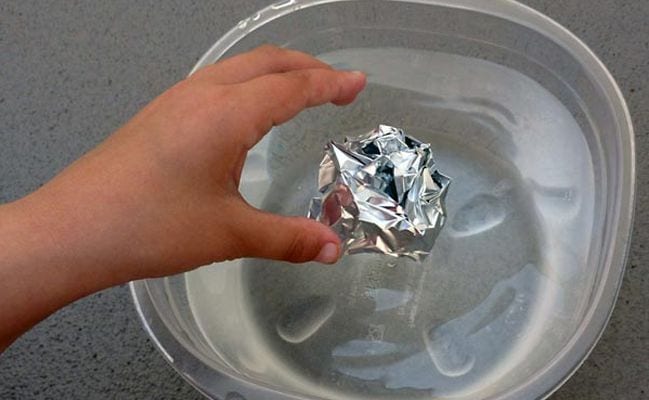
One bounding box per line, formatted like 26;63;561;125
234;68;366;147
191;45;332;85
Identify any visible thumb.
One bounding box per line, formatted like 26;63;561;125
232;206;341;264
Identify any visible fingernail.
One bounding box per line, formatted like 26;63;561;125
315;242;340;264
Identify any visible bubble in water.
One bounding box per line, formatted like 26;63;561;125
386;262;397;268
450;193;507;237
276;296;335;344
424;325;475;377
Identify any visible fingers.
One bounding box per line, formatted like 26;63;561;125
235;68;367;146
230;205;341;264
191;45;332;85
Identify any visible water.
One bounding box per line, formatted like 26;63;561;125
186;48;595;399
275;296;336;344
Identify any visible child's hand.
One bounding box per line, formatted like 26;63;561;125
0;45;365;349
35;45;364;274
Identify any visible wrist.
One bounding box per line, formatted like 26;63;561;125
0;191;124;310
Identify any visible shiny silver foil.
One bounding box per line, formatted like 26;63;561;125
308;125;451;261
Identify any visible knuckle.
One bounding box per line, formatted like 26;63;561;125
200;87;233;116
293;69;313;84
283;229;315;263
290;70;317;100
297;70;327;98
265;73;287;88
211;84;235;100
312;78;327;100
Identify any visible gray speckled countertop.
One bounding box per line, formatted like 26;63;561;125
0;1;647;399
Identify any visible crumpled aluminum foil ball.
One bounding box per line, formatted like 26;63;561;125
308;125;451;261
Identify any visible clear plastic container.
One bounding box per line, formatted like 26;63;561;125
130;1;635;399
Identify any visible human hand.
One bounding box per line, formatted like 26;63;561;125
15;46;365;280
2;46;365;279
0;45;365;348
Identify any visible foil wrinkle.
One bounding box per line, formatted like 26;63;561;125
308;125;451;261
